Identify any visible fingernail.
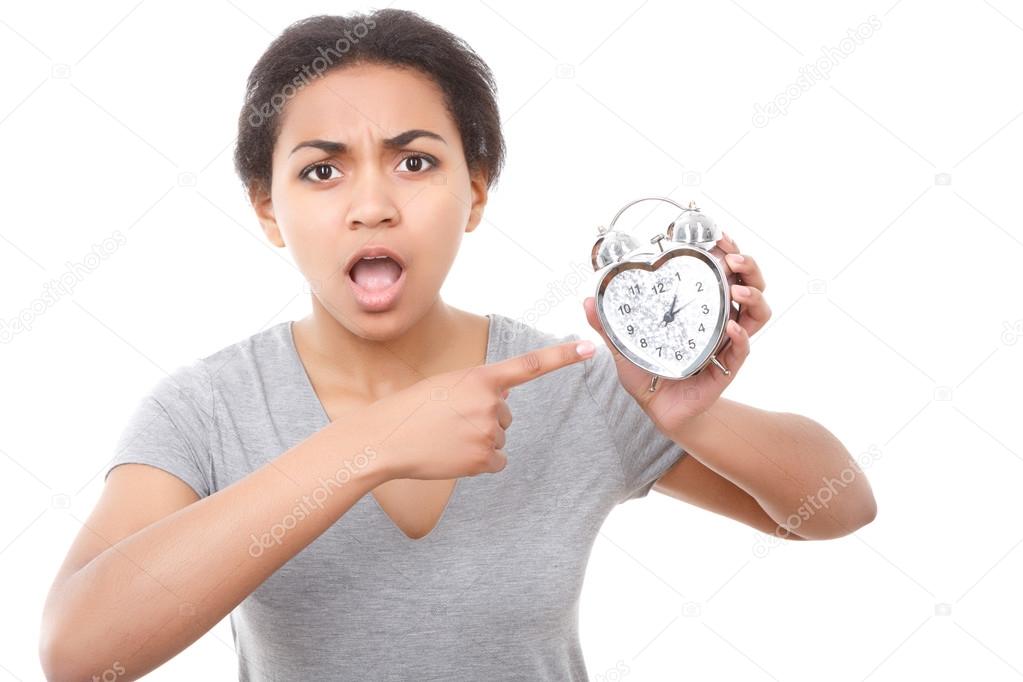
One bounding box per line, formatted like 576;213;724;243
734;285;750;297
576;340;595;357
728;253;745;263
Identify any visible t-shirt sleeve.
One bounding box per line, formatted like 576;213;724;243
580;340;688;503
103;359;215;499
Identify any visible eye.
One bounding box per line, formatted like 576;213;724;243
395;153;438;174
300;162;342;183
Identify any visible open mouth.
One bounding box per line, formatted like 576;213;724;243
345;251;407;312
348;255;404;290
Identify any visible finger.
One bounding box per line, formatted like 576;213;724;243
725;253;765;293
487;449;508;473
730;284;772;337
496;400;512;430
486;339;595;389
583;296;624;360
718;319;750;383
492;427;506;450
717;231;739;255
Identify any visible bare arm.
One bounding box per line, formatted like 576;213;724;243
654;398;877;540
39;339;591;682
652;454;806;540
39;410;391;682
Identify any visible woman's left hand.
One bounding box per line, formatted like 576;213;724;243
583;232;772;434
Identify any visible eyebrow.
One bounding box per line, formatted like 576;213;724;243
289;129;447;157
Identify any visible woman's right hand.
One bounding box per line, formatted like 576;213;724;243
362;338;595;481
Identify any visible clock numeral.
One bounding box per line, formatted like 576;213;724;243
695;281;704;292
698;323;705;332
701;304;709;315
639;338;648;348
655;346;664;357
688;339;696;350
626;324;635;335
618;303;632;315
675;350;684;361
627;285;641;296
652;281;666;295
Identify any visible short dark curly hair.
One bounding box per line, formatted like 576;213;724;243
233;9;506;197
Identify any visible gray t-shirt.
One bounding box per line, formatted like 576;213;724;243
105;313;688;681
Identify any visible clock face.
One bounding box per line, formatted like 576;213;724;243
597;250;725;378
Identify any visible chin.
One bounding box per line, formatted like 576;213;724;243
334;299;416;342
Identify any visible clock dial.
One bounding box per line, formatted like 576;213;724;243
599;253;723;377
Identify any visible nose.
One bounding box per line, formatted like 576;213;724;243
346;167;399;231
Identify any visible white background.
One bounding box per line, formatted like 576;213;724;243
2;1;1022;680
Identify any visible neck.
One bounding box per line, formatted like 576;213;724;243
293;295;486;401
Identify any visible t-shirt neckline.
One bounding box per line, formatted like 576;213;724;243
280;313;501;545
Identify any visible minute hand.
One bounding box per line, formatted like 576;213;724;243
667;295;699;320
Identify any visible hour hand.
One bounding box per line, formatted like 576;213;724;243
661;293;678;325
664;295;698;325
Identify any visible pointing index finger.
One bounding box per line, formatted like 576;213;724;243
486;339;596;389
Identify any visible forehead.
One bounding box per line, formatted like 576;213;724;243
276;62;458;149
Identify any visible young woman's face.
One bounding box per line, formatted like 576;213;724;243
253;62;487;339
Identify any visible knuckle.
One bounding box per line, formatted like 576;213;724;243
472;443;491;466
519;351;543;376
485;422;501;442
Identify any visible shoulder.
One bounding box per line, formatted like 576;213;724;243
488;312;609;394
144;321;293;417
180;321;295;395
489;312;584;357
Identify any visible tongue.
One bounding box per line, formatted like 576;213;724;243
350;257;402;290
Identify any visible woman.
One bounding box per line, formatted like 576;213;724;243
40;9;876;681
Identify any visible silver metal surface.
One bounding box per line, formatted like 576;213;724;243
592;196;741;382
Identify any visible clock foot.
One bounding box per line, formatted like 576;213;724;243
648;375;659;392
710;355;731;376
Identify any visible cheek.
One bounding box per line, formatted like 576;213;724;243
407;182;471;231
273;190;343;271
401;192;469;285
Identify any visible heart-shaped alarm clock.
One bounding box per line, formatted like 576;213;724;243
590;196;742;392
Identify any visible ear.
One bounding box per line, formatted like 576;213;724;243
249;182;286;248
464;170;489;234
